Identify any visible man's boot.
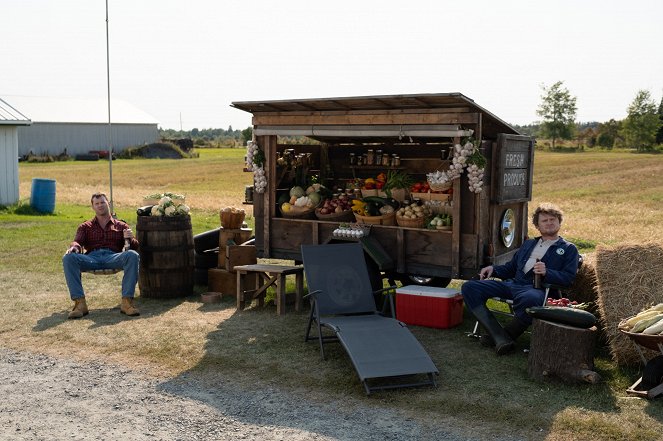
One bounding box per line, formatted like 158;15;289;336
504;317;529;340
68;298;89;319
120;297;140;317
470;305;514;355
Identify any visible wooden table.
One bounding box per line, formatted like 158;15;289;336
234;264;304;315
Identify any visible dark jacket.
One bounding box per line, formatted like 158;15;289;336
493;236;579;287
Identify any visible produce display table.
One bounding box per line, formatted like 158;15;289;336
234;264;304;315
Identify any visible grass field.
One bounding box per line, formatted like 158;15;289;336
2;148;662;441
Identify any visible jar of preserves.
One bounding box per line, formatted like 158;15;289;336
375;150;383;165
392;155;401;166
366;149;375;165
349;152;356;165
381;153;390;166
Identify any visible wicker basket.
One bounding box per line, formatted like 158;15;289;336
396;215;426;228
281;206;316;219
354;212;396;226
428;181;452;192
315;208;356;222
220;210;246;229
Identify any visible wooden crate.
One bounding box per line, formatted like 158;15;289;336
208;268;256;296
224;245;257;272
218;227;253;247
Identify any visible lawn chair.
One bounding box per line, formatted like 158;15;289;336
81;239;130;276
470;255;584;337
301;242;439;395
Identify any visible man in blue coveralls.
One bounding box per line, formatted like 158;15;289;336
462;203;579;355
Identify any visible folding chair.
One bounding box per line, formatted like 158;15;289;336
301;242;439;395
81;239;130;276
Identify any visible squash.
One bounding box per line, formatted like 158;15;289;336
526;306;597;329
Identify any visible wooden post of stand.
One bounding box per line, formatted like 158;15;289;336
528;318;601;384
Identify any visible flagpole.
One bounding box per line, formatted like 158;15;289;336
105;0;114;215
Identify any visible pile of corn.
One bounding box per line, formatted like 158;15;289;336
618;303;663;335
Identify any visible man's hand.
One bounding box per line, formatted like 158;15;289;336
65;246;79;255
123;228;133;240
479;265;494;280
533;260;547;277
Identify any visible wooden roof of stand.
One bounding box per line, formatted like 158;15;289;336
231;93;521;139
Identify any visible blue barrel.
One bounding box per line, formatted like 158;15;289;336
30;178;56;213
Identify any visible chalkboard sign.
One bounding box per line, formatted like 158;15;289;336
493;134;535;204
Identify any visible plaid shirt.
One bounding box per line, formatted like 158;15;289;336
71;217;139;253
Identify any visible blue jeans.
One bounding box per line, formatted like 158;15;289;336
62;249;140;300
461;279;545;325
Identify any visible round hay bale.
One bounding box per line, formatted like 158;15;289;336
594;242;663;366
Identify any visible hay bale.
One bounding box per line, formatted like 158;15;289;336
594;242;663;365
567;252;599;307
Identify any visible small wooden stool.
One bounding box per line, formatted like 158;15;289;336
233;264;304;315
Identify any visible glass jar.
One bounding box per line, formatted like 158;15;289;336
366;149;375;165
375;150;383;165
362;153;368;165
381;153;390;166
349;152;356;165
392;155;401;166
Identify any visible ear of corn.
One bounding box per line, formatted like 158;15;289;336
621;309;661;329
642;317;663;335
631;314;663;333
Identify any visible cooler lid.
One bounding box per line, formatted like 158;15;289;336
396;285;461;298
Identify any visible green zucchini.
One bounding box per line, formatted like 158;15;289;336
526;306;597;329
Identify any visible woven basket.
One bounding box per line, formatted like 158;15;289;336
281;206;316;219
354;212;396;226
396;215;426;228
315;208;356;222
220;210;245;229
428;181;452;192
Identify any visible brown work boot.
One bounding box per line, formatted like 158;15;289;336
68;298;89;319
120;297;140;317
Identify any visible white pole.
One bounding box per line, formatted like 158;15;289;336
105;0;114;215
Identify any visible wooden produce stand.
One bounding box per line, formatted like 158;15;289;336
232;93;536;286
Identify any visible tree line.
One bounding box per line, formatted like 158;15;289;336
158;126;253;147
516;81;663;152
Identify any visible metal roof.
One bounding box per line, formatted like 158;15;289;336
0;95;159;125
231;93;520;136
0;98;31;126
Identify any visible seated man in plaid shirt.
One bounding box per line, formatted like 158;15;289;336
62;193;140;319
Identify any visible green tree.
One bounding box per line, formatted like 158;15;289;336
620;90;660;152
241;127;253;145
656;95;663;145
536;81;577;149
595;119;621;149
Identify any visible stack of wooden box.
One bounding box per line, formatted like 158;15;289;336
207;227;256;297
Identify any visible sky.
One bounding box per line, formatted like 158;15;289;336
1;0;661;131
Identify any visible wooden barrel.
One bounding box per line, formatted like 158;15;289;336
137;215;195;298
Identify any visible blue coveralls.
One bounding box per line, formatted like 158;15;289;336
461;237;579;325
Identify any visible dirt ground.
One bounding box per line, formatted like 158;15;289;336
0;348;525;441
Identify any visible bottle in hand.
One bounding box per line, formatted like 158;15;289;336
533;258;542;289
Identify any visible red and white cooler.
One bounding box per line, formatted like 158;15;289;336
395;285;464;329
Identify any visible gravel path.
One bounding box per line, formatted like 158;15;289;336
0;348;496;441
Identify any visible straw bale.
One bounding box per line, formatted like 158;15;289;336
566;252;599;307
594;242;663;365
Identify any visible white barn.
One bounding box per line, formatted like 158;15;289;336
1;95;159;157
0;98;31;206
